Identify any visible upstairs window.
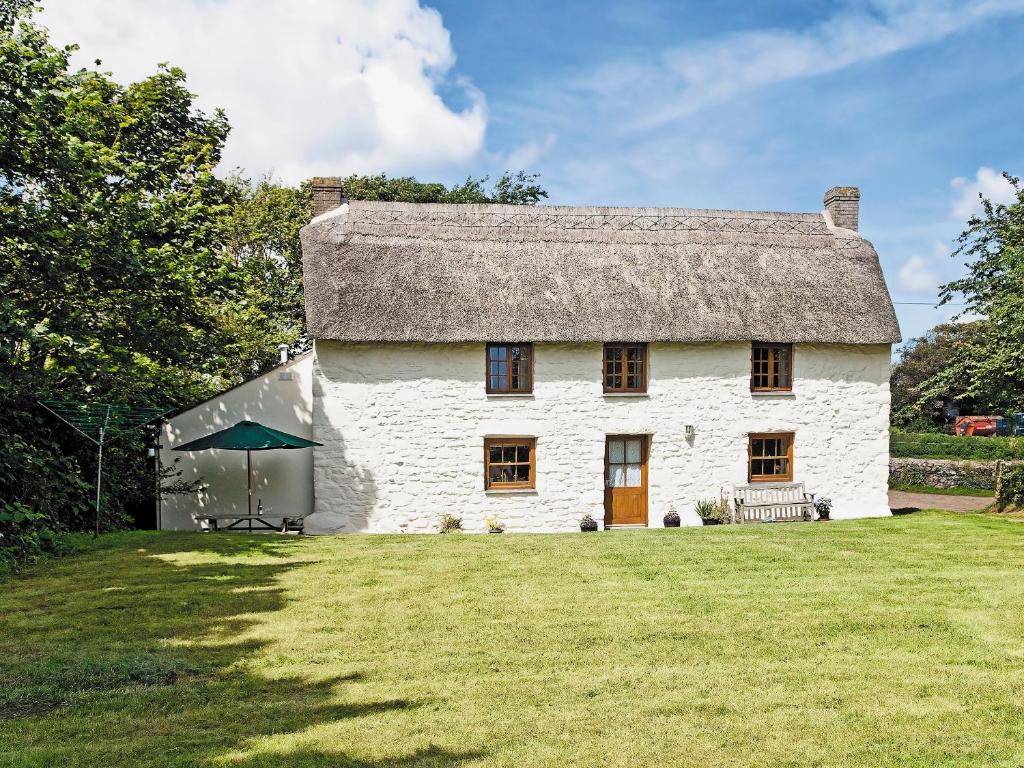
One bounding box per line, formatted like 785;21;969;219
751;343;793;392
603;343;647;394
484;437;536;489
486;343;533;394
748;433;794;482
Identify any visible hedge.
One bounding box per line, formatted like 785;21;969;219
890;431;1024;461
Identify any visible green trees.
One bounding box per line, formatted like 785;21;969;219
939;173;1024;412
333;171;547;205
1;7;238;553
0;4;547;562
890;323;983;429
891;173;1024;427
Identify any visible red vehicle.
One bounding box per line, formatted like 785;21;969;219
955;415;1002;437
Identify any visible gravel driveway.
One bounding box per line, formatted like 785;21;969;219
888;490;993;513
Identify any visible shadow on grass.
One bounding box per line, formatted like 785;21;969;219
230;745;487;768
891;507;921;516
0;532;484;767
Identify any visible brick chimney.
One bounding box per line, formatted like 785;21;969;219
311;176;345;217
824;186;860;231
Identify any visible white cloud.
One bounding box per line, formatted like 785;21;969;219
500;133;557;172
37;0;487;183
898;254;940;295
950;167;1018;219
580;0;1024;130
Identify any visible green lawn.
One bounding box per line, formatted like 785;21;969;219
2;513;1024;767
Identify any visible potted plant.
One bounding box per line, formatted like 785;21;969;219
814;496;833;522
437;513;462;533
579;514;599;532
484;515;504;534
694;498;724;526
663;509;681;528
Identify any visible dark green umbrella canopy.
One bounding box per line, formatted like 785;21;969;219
173;420;321;452
172;421;321;522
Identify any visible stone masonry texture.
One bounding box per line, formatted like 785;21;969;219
307;341;892;533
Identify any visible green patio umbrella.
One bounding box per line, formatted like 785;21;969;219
173;420;322;523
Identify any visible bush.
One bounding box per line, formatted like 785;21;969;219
437;513;462;533
997;465;1024;511
890;431;1024;461
0;502;69;573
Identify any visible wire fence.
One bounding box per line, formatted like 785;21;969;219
890;432;1024;461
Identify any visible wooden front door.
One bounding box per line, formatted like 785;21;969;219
604;435;648;526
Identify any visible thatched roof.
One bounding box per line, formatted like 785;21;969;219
301;201;901;344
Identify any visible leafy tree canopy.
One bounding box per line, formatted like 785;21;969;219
890;323;983;429
329;170;548;205
0;1;546;556
891;172;1024;424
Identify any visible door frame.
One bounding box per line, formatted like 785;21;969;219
603;434;649;527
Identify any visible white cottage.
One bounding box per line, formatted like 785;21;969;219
299;183;901;532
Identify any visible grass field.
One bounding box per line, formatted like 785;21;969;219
2;513;1024;767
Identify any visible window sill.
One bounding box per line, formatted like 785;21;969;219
486;393;535;399
484;488;538;496
603;392;650;399
750;391;795;399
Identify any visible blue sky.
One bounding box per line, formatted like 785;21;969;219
432;0;1024;345
41;0;1024;346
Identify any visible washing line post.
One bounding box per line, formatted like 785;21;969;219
38;400;167;539
95;425;104;538
94;405;111;538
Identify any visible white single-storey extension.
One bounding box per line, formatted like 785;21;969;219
298;182;901;532
158;351;314;529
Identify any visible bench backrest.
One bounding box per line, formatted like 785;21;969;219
733;482;806;506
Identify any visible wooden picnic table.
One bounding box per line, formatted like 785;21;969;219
195;514;304;533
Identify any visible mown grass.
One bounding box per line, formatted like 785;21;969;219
2;514;1024;767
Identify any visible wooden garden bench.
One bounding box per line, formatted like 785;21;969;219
733;482;815;523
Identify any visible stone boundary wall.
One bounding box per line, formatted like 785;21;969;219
889;457;1024;491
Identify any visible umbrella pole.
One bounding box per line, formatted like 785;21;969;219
247;449;253;532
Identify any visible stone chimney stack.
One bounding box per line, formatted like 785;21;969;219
311;177;345;217
824;186;860;231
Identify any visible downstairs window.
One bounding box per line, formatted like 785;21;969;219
748;433;794;482
484;437;536;489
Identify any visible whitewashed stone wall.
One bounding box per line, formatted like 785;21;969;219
309;341;892;533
